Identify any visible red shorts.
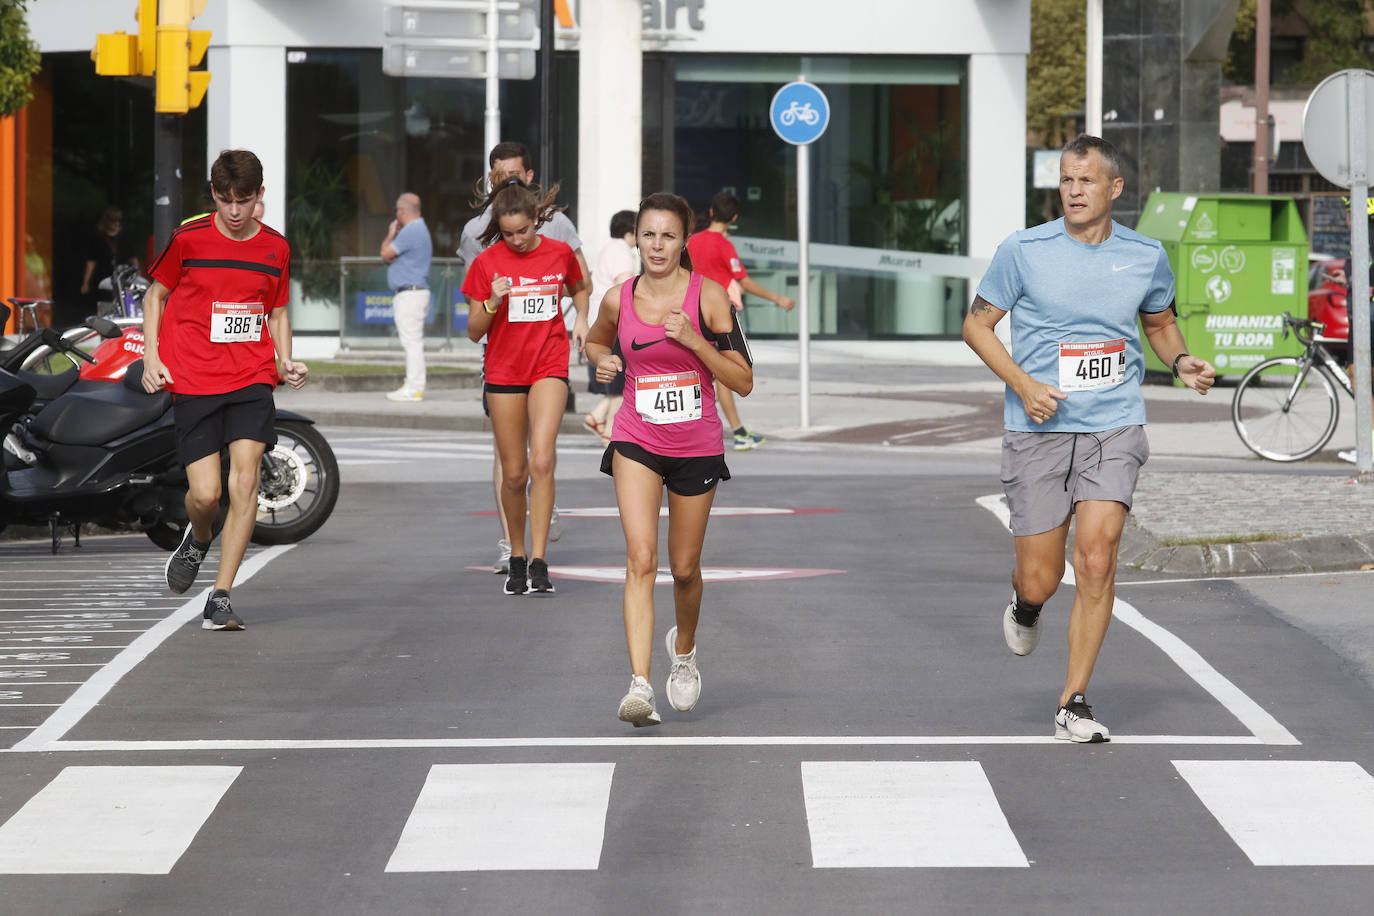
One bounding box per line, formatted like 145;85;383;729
484;331;569;387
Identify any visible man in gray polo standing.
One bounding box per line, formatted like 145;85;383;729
381;192;432;402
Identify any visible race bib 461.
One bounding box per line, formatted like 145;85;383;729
635;370;702;425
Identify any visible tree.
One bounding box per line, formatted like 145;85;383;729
1026;0;1085;148
0;0;41;117
1226;0;1370;86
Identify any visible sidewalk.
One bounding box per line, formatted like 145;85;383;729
219;340;1374;577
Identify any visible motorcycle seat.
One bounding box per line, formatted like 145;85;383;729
30;380;172;446
15;367;79;403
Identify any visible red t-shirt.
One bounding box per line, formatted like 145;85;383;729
149;216;290;395
461;237;583;386
686;230;747;291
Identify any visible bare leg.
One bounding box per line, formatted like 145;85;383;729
665;485;717;654
525;378;566;559
183;452;223;546
614;452;664;679
214;438;267;593
1011;516;1071;606
491;449;510;542
487;392;531;558
1061;500;1126;706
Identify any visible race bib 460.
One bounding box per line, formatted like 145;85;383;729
210;302;265;343
1058;338;1126;392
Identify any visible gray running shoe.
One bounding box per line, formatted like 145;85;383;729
732;429;766;451
617;675;661;727
664;625;701;711
202;589;244;631
493;538;511;574
165;526;210;594
1003;597;1041;656
1055;692;1110;743
549;505;562;542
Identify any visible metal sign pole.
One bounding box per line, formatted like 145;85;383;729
1348;72;1374;477
483;0;501;167
798;139;811;428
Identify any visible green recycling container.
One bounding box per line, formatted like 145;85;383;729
1135;193;1308;380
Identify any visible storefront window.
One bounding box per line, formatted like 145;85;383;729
673;54;967;338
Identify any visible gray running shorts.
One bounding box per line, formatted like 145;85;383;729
1000;424;1150;537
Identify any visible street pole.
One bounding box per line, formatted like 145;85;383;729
152;113;182;255
1348;72;1373;478
1254;0;1271;193
1085;0;1102;136
797;121;811;429
483;0;501;173
538;0;553;182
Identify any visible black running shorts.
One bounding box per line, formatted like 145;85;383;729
172;383;277;466
600;441;730;497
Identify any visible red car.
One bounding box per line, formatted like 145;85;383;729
1308;257;1351;358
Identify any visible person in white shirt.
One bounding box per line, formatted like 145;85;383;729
583;209;638;444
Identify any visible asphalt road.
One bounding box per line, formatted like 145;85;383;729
1;429;1373;915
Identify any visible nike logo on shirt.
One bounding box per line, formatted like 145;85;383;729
631;337;666;350
1111;263;1134;272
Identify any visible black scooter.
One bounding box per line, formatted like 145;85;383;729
1;305;339;553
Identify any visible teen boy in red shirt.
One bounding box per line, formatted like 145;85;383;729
142;149;309;630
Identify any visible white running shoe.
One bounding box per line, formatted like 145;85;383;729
1003;598;1041;656
549;505;562;542
493;538;511;574
386;386;424;402
1055;692;1110;743
1338;449;1357;464
664;625;701;711
617;675;661;727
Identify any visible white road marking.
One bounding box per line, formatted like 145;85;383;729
976;494;1299;746
802;761;1027;868
386;763;614;872
11;545;294;752
469;566;846;584
20;734;1270;753
1175;760;1374;865
0;765;241;874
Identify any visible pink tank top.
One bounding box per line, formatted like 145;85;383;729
611;273;724;457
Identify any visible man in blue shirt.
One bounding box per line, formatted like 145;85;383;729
381;192;433;402
963;134;1216;743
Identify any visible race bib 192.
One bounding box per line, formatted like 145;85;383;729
1058;338;1127;392
507;284;559;323
635;370;702;425
210;302;265;343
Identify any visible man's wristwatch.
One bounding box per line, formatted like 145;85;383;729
1171;352;1188;378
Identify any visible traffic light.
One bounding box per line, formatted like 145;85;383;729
92;31;139;76
155;0;212;114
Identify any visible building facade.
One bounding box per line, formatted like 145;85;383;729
16;0;1029;341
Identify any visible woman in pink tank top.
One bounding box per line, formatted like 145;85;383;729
584;192;754;728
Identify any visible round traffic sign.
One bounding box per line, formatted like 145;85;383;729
770;81;830;146
1302;69;1374;189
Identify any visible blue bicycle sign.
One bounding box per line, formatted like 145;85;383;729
770;81;830;145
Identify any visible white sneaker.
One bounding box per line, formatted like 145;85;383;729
617;675;661;727
386;386;424;402
1054;692;1110;743
493;538;511;574
1002;598;1040;656
1338;449;1357;464
549;505;562;542
664;625;701;711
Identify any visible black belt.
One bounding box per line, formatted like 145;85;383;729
394;285;427;292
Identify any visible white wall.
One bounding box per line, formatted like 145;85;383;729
967;51;1028;257
205;46;286;230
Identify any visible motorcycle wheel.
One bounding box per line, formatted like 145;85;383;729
251;420;340;545
145;520;184;551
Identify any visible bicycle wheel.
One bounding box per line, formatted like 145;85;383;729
1231;356;1340;461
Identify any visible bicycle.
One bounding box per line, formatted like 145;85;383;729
1231;311;1354;461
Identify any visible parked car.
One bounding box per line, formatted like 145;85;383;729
1308;256;1350;361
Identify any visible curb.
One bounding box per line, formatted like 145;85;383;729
1120;516;1374;576
312;372;481;393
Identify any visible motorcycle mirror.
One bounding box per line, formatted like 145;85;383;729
84;315;124;339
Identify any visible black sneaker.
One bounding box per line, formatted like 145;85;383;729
202;589;244;631
528;558;555;593
165;526;210;594
504;555;529;595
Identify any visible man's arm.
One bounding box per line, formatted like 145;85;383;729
962;294;1066;424
1140;306;1216;394
140;280;174;392
381;220;401;262
739;275;795;311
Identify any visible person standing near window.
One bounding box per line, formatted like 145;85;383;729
381;192;433;402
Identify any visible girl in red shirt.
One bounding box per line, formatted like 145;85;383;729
463;179;589;595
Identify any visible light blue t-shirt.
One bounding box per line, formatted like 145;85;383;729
387;217;433;291
976;218;1175;433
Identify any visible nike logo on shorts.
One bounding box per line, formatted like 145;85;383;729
703;478;714;485
631;337;666;350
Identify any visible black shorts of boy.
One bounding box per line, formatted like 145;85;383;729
483;377;570;416
600;441;731;497
172;384;277;466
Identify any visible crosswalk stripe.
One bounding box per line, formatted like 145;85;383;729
385;763;615;872
801;761;1028;868
1174;760;1374;866
0;765;241;874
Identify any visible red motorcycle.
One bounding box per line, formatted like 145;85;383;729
1308;256;1351;360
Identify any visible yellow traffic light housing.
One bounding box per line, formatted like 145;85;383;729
155;1;213;114
137;0;158;76
92;31;139;76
